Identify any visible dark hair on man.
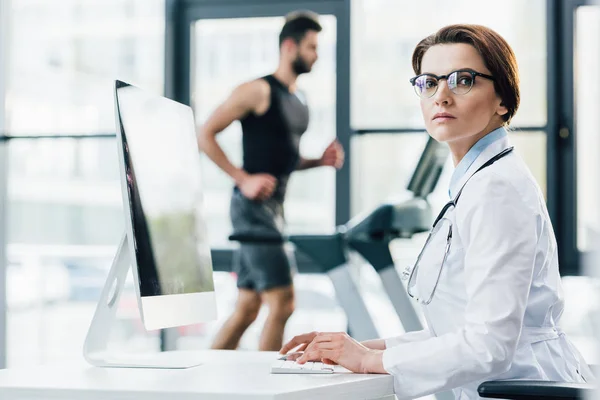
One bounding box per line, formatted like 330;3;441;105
412;24;520;124
279;10;322;47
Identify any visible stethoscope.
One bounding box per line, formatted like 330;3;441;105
401;146;515;305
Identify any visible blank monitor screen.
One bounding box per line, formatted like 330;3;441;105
114;81;216;330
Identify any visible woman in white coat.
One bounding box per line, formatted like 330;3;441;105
279;24;593;399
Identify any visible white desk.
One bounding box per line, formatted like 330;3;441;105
0;350;395;400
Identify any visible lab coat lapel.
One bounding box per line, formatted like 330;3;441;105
449;136;512;200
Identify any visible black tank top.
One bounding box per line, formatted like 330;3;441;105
239;75;309;200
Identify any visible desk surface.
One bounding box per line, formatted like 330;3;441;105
0;350;395;400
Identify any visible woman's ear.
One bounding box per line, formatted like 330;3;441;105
496;100;508;117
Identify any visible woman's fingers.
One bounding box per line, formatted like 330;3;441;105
298;349;338;364
297;343;308;352
299;335;333;355
312;334;334;343
279;332;318;354
298;340;339;363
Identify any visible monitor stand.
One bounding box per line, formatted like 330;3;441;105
83;233;204;369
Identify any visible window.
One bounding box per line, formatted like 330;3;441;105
349;0;548;220
351;133;452;217
6;0;164;135
575;6;600;252
5;0;165;367
192;16;338;247
351;0;547;129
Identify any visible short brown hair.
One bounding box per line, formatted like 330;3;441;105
412;24;520;124
279;10;322;47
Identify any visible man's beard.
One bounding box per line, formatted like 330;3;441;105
292;55;311;75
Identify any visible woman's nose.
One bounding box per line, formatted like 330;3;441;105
433;79;453;105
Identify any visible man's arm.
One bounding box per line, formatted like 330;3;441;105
197;80;266;184
296;139;345;171
197;80;276;201
296;157;322;170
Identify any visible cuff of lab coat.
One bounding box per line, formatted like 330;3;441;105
382;346;398;374
384;330;432;349
384;337;402;349
382;346;407;396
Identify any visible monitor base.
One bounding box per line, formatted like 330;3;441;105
86;349;204;369
83;234;202;369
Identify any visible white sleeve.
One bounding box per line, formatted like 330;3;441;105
384;330;433;349
381;173;538;399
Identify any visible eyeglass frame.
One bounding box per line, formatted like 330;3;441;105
409;69;495;98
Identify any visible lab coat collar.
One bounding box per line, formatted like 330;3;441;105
448;129;511;199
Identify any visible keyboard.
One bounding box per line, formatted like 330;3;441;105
270;355;351;374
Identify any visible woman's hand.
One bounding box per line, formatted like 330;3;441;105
280;331;387;374
279;331;319;355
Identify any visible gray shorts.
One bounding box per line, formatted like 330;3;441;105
230;189;294;292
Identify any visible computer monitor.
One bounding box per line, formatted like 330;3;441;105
406;136;450;198
114;80;217;329
83;81;216;368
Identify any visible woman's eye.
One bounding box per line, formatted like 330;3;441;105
458;77;473;86
425;79;437;89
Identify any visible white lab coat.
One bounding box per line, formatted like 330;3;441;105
382;136;593;399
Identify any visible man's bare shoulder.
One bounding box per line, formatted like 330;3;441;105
235;78;270;102
233;78;270;115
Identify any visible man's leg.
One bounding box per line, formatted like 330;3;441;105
258;285;295;351
211;288;262;350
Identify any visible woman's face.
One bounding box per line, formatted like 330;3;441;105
418;43;507;145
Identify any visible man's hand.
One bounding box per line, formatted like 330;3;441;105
319;139;344;169
238;173;277;201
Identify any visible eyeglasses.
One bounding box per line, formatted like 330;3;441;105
410;69;495;99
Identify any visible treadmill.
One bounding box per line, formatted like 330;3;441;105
345;137;450;333
229;136;449;340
